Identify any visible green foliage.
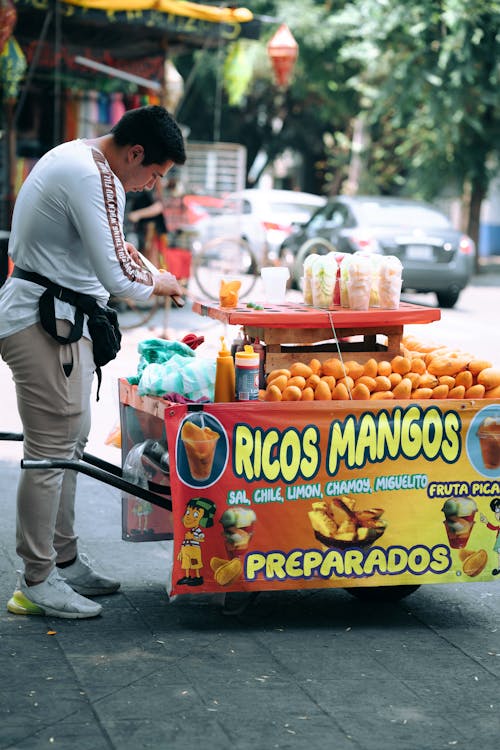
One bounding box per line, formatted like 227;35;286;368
223;40;261;106
176;0;500;239
331;0;500;206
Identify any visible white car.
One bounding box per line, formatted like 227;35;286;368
192;188;326;265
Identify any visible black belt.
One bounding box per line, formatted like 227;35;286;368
12;266;98;344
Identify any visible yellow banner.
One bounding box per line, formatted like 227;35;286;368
163;399;500;595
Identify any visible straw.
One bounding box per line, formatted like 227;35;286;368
327;311;352;399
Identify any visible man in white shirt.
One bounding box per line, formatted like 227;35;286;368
0;105;185;619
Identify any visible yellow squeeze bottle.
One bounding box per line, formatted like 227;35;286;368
214;337;235;402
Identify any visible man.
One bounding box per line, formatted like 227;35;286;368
0;105;186;619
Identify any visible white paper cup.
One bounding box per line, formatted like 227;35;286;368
261;266;290;304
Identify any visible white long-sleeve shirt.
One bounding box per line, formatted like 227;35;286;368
0;139;155;338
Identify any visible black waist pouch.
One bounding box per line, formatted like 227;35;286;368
86;304;122;367
12;267;122;395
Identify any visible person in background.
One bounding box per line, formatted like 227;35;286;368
0;105;186;619
127;184;168;267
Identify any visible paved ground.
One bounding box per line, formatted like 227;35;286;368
1;269;500;750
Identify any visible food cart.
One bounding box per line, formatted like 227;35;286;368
117;300;500;601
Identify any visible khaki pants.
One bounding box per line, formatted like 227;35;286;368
0;322;95;583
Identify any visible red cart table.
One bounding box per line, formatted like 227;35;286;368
192;300;441;371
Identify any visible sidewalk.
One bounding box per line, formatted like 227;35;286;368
1;289;500;750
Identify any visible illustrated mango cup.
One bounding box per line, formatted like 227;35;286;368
477;417;500;470
219;507;257;558
441;498;478;549
180;421;220;480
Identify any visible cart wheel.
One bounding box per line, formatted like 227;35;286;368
344;584;420;602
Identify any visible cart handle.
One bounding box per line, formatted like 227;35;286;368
1;432;172;511
21;458;172;511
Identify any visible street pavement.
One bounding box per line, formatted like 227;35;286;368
1;271;500;750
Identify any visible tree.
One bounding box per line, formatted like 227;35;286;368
176;0;500;263
175;0;363;195
331;0;500;261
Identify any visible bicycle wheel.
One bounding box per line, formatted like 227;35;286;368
112;296;162;330
192;236;259;301
294;237;337;289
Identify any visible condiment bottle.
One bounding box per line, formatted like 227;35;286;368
235;344;259;401
231;328;245;359
249;337;266;389
214;336;235;402
233;332;266;389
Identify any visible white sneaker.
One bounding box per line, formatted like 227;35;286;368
59;553;120;597
7;569;102;619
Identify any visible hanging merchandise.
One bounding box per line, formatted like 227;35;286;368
98;91;110;124
87;91;99;134
110;92;126;125
0;0;16;53
77;92;94;138
129;93;141;110
0;36;26;100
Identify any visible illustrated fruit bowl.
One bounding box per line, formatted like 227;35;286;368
308;498;388;550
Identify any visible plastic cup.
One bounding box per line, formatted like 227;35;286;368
223;523;255;559
477;419;500;469
182;435;219;480
261;266;290;304
443;513;475;549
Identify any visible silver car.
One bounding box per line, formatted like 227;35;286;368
279;195;475;308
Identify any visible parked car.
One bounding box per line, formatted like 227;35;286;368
192;188;326;265
278;195;475;308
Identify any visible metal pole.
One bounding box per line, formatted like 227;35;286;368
14;9;54;125
53;0;61;145
213;30;223;143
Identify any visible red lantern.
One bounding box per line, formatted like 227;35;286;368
0;0;17;54
267;24;298;88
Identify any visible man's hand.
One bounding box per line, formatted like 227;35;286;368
153;269;185;306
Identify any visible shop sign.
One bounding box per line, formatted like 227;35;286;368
164;401;500;595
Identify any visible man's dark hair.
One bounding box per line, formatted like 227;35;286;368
111;105;186;166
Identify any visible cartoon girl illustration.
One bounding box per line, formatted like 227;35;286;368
177;497;217;586
480;497;500;575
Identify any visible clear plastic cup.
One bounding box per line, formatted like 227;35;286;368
478;418;500;469
261;266;290;304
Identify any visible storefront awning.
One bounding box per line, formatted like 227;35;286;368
13;0;259;59
63;0;253;25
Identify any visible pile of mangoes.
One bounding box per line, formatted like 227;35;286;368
260;337;500;401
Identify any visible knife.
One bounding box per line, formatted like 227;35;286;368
137;250;185;308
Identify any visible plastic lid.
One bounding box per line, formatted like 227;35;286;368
218;336;232;357
236;344;256;359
